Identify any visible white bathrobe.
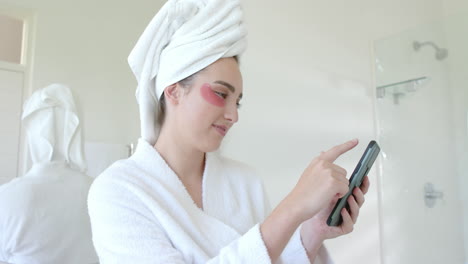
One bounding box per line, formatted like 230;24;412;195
88;139;333;264
0;84;98;264
0;162;97;264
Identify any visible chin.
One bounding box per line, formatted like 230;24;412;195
199;140;222;153
204;144;221;153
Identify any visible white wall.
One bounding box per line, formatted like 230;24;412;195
0;0;461;263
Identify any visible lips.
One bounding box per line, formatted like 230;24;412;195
212;124;228;136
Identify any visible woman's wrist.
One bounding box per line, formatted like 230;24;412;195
281;194;308;224
300;223;325;262
260;196;305;261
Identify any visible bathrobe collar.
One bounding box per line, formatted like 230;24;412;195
130;139;242;249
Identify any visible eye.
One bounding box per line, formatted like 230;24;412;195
236;102;242;109
214;91;227;99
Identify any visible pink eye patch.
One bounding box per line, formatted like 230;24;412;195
200;83;225;107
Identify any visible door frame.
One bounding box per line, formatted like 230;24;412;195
0;4;36;178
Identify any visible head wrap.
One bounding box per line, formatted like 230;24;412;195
128;0;247;145
21;84;87;172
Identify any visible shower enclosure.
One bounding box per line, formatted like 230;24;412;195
373;13;468;264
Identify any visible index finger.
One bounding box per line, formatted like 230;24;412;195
320;139;359;162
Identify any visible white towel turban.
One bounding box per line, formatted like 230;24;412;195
21;84;87;172
128;0;247;145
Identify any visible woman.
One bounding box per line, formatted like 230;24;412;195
88;0;369;263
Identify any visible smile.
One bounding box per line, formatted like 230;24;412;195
212;124;228;136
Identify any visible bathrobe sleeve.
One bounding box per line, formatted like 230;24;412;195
255;181;333;264
279;228;333;264
88;175;272;264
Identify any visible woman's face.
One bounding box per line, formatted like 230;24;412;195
175;57;243;152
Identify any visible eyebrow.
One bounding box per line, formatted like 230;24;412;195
214;80;243;99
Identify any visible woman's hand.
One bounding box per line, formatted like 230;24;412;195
285;139;359;223
300;176;370;256
260;139;360;262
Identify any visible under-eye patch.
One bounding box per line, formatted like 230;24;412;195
200;83;226;107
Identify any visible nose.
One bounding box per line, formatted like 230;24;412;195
224;102;239;123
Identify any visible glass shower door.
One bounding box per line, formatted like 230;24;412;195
373;13;468;264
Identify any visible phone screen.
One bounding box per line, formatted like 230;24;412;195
326;140;380;226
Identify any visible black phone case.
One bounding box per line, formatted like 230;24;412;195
326;140;380;226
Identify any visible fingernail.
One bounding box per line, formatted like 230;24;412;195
351;138;358;143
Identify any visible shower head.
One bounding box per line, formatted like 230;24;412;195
435;48;448;60
413;41;448;60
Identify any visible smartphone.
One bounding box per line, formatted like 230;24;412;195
326;140;380;226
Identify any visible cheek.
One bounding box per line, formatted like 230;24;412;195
200;83;225;107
